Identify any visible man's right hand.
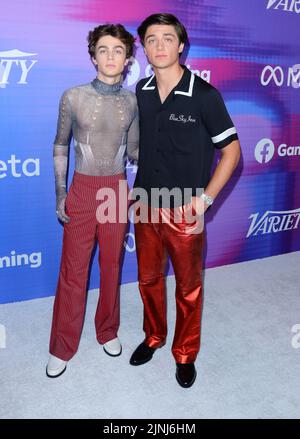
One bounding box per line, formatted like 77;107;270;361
56;196;71;223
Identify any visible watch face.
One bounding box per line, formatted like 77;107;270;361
202;194;213;205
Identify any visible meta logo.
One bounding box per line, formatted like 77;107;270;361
255;139;300;163
247;208;300;238
0;250;42;269
261;64;300;88
266;0;300;13
0;49;38;88
0;155;40;178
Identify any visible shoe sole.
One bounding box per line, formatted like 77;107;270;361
46;365;67;379
129;354;154;366
175;370;197;388
103;346;122;357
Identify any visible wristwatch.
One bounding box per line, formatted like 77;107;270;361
200;193;214;206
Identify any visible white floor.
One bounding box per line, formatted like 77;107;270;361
0;252;300;419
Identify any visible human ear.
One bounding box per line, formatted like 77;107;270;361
178;42;184;54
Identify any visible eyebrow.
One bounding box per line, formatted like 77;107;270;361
145;33;176;40
96;45;125;50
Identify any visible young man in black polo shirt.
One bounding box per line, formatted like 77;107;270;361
130;13;241;388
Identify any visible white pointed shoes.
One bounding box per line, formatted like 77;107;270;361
103;337;122;357
46;354;67;378
46;338;121;377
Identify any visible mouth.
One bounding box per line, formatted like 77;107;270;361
106;64;116;68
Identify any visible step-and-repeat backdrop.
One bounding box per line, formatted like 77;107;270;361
1;0;300;303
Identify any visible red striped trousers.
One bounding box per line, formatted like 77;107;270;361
49;171;128;361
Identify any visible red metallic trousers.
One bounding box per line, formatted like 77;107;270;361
49;171;128;361
134;204;204;364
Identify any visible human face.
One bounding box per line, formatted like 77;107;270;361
143;24;184;70
92;35;129;82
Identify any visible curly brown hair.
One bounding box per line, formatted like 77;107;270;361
87;24;135;59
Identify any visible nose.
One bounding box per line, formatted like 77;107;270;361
156;39;165;50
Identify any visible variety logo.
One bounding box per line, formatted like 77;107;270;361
0;250;42;269
261;64;300;88
255;139;300;163
266;0;300;13
247;208;300;238
0;49;38;88
0;155;40;178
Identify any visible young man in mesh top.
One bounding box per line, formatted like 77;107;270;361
129;14;241;387
46;24;139;378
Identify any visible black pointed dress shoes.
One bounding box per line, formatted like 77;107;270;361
176;363;197;388
129;342;156;366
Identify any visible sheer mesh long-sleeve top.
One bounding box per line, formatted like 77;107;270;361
53;78;139;202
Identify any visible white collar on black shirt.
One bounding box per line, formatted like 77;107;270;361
141;70;195;98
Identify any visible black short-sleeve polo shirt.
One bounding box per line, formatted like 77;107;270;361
134;65;238;206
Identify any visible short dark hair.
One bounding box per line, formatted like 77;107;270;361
137;13;188;46
87;24;135;59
